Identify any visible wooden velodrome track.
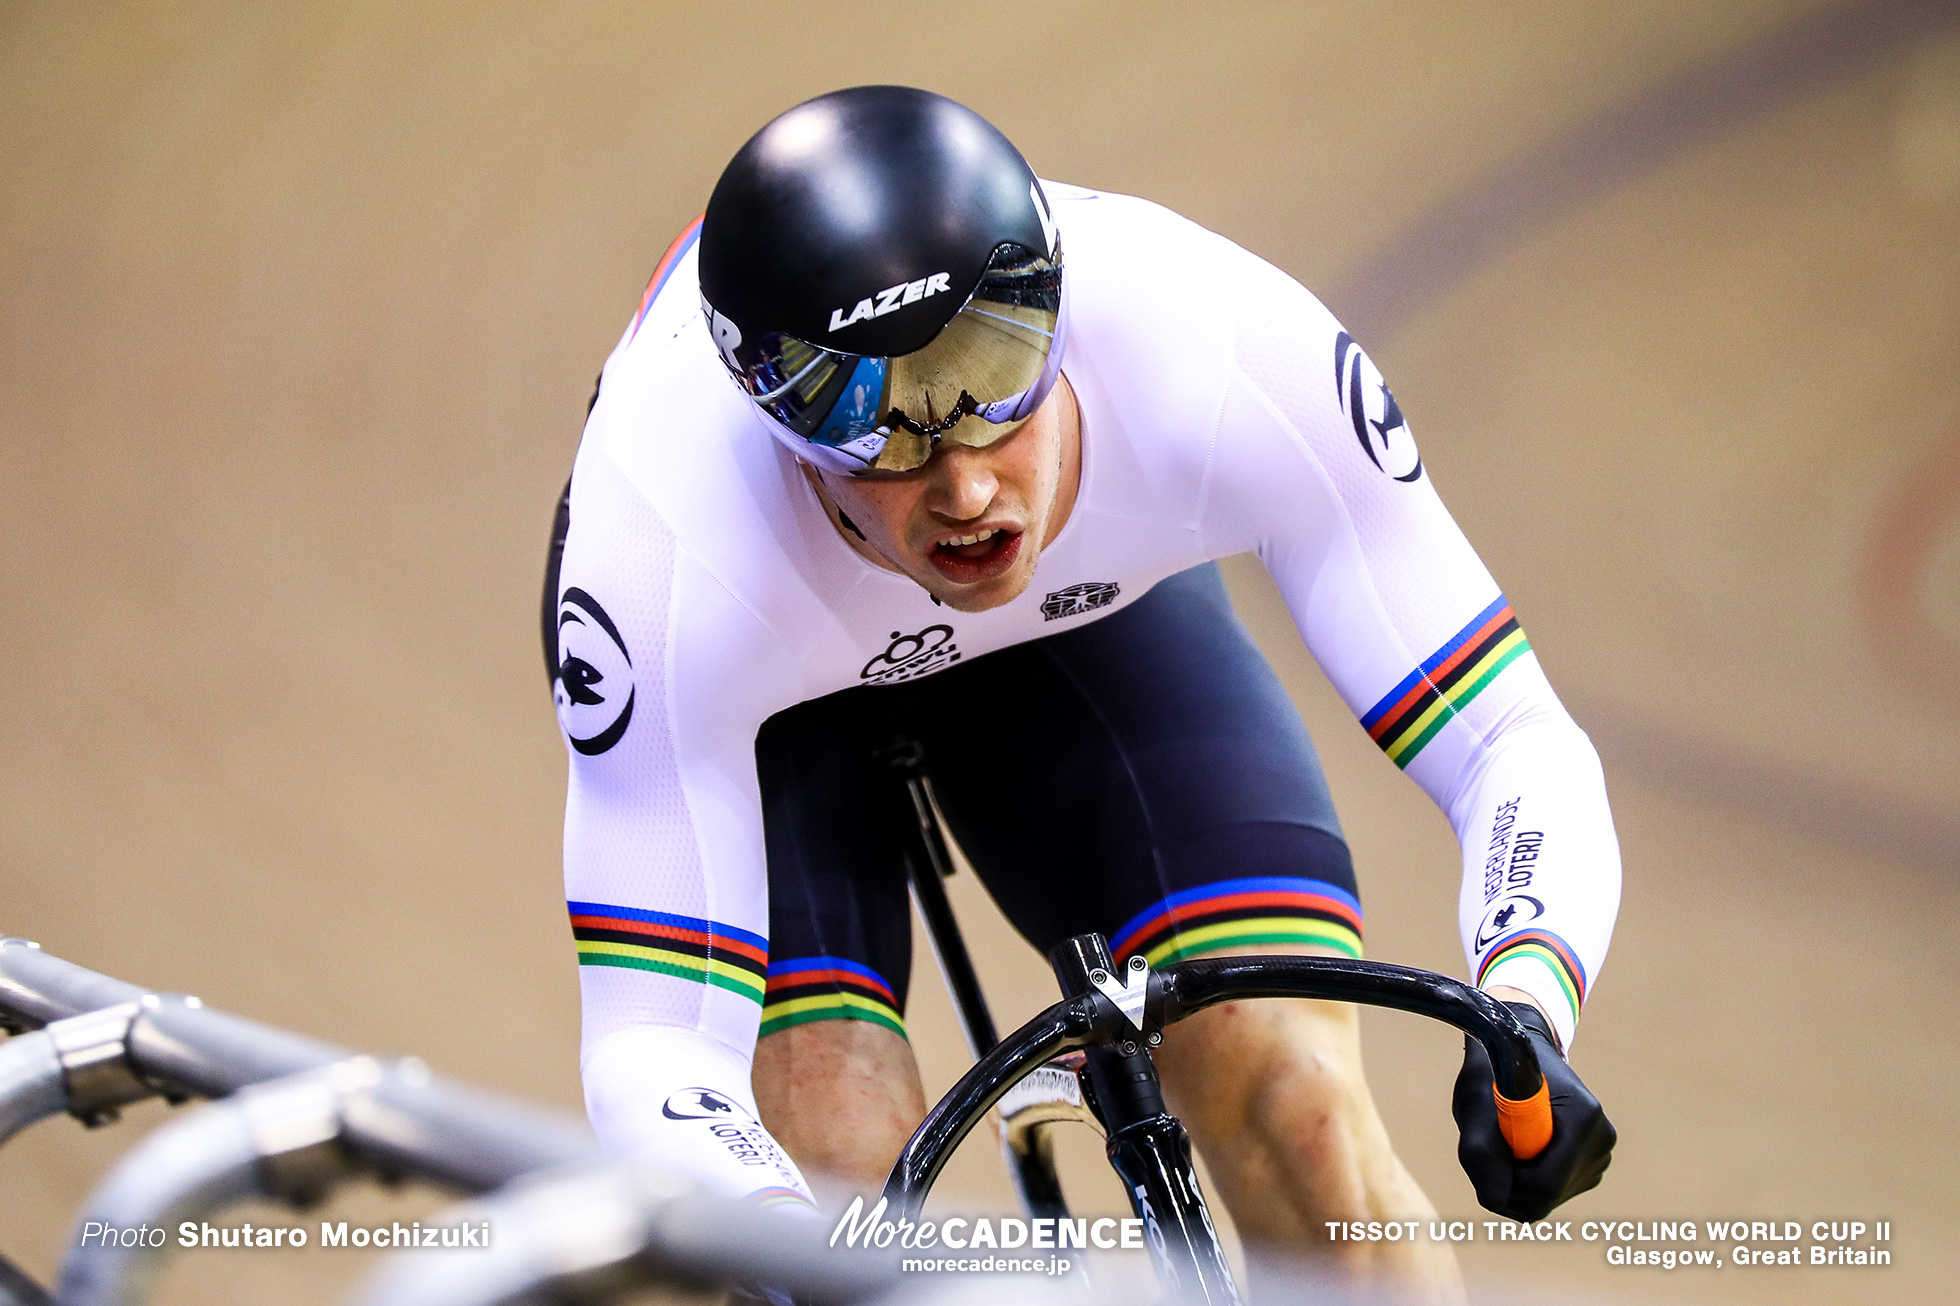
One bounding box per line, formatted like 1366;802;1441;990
2;2;1956;1301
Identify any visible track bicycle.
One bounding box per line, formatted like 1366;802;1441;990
878;741;1553;1305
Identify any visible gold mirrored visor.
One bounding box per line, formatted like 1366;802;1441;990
723;243;1063;474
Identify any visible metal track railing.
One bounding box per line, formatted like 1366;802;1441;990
0;938;894;1306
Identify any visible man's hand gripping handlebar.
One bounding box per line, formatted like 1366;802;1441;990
1452;1001;1616;1221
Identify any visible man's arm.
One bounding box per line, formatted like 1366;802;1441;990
1199;239;1622;1052
553;413;814;1207
1193;236;1620;1216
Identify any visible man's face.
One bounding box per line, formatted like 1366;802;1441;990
810;380;1079;614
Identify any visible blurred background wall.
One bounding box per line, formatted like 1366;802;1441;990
2;2;1956;1302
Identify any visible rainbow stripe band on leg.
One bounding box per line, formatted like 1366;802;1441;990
760;956;905;1039
1110;877;1363;966
1362;598;1532;769
568;901;767;1006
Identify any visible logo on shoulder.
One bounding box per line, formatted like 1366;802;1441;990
860;625;961;684
1041;581;1119;621
829;273;953;333
554;587;634;756
1335;332;1422;483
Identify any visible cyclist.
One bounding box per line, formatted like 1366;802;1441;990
549;85;1618;1298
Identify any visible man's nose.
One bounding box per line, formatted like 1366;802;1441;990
926;447;997;521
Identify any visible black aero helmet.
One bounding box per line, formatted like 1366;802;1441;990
698;85;1065;474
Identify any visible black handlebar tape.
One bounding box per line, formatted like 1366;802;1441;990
1156;956;1545;1103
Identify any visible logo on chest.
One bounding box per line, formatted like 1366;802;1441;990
861;625;961;684
1041;581;1120;621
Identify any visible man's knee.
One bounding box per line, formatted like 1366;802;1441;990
1162;995;1373;1164
1247;1021;1377;1170
1149;942;1428;1228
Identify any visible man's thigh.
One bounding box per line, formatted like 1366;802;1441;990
753;677;933;1188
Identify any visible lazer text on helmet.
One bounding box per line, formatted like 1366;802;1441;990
830;273;953;332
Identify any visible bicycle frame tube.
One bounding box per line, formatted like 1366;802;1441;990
885;937;1245;1302
880;738;1076;1221
897;774;998;1054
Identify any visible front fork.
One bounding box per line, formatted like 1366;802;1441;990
1050;935;1243;1306
1107;1115;1239;1304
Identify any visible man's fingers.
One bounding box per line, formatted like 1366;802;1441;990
1454;1006;1616;1223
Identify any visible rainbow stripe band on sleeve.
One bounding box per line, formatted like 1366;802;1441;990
1109;877;1363;967
1476;928;1588;1024
628;215;704;340
568;901;767;1006
1362;598;1532;769
760;956;905;1039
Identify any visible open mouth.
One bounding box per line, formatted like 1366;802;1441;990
928;527;1022;584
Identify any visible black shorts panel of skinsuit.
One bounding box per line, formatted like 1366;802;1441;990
753;562;1363;1040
